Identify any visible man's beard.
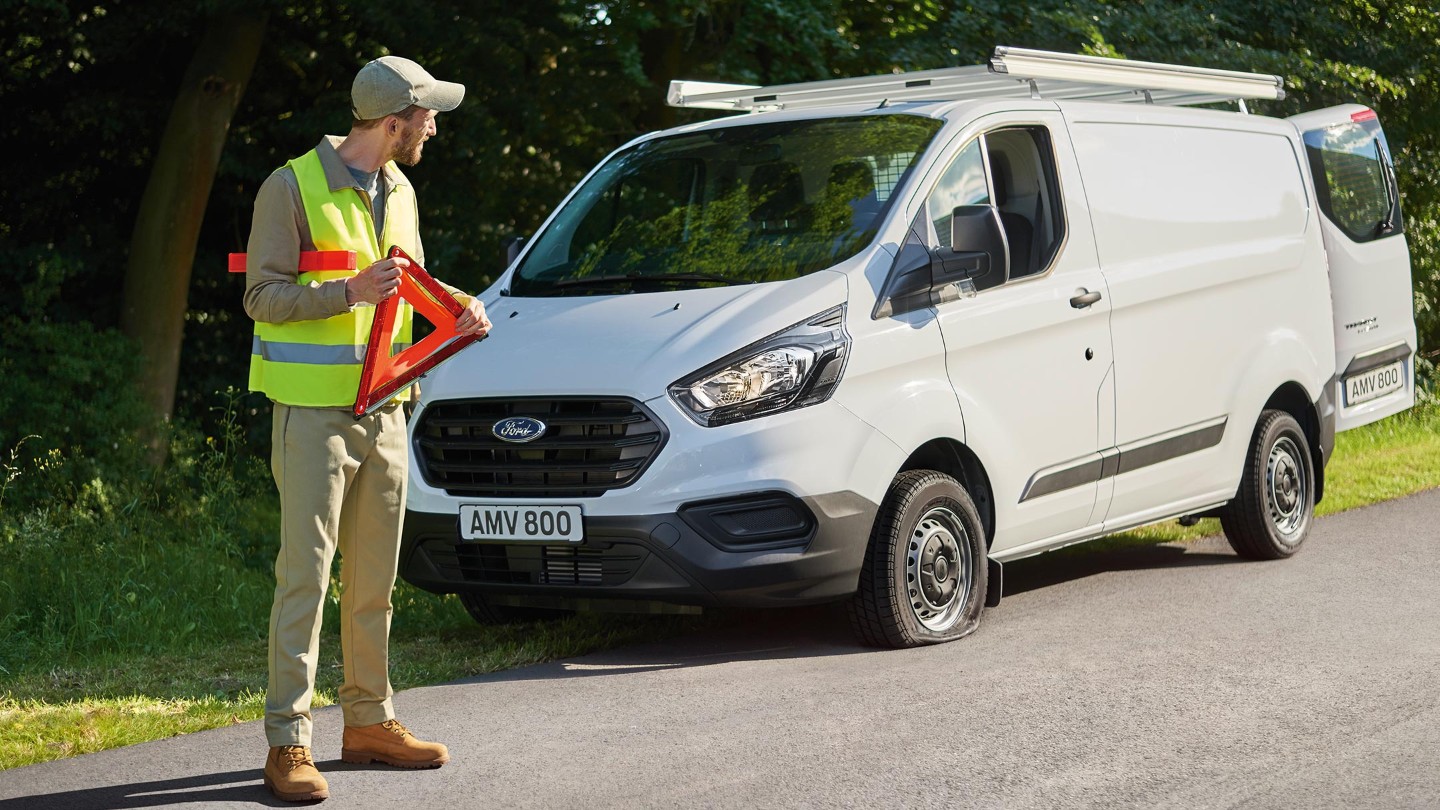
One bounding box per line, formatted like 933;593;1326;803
391;123;426;166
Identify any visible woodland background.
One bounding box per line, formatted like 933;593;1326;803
3;1;1436;481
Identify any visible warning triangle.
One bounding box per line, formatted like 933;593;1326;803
354;245;483;419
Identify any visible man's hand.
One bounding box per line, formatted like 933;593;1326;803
345;257;409;305
455;297;492;337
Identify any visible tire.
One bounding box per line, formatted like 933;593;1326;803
459;592;572;625
1220;410;1315;560
848;470;988;648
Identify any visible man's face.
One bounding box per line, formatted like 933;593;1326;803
392;109;438;166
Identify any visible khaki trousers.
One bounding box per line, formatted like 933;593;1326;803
265;402;407;747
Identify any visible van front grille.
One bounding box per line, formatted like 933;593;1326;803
419;540;648;586
414;398;666;498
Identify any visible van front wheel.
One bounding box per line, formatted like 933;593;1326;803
848;470;987;648
1220;410;1315;560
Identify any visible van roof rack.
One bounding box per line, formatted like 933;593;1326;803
668;46;1286;113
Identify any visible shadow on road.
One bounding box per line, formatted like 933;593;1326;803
0;537;1244;809
467;601;866;685
461;536;1241;684
0;769;286;810
1002;536;1239;597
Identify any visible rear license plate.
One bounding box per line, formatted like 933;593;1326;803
1344;360;1404;406
460;504;583;542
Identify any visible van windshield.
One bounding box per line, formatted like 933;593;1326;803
509;115;943;296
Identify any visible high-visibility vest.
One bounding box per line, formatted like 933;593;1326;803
248;149;417;407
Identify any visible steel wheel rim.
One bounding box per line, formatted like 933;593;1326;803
905;506;973;632
1266;435;1309;541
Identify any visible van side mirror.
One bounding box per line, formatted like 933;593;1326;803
936;205;1008;289
503;235;528;267
874;206;1010;319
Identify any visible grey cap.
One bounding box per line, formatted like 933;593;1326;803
352;55;465;120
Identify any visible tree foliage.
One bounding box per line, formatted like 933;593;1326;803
0;0;1435;483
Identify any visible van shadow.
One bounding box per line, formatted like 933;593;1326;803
471;537;1239;684
469;601;863;685
1000;536;1239;597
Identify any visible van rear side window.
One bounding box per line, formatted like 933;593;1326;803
1303;118;1403;243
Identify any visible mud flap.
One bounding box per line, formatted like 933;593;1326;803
985;558;1003;607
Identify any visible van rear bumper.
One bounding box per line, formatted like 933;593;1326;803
399;491;877;609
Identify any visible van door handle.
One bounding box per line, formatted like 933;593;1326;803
1070;289;1103;309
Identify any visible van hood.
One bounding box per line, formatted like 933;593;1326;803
419;271;848;402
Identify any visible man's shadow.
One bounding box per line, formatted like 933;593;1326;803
0;759;418;810
0;768;282;809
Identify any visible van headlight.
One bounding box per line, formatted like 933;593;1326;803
670;305;850;427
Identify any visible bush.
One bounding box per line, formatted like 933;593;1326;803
0;382;281;674
0;316;158;515
0;377;464;676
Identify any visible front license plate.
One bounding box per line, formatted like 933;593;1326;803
1344;360;1405;406
460;504;584;542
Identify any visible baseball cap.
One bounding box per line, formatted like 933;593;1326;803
352;55;465;120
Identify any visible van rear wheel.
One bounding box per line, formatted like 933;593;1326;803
848;470;987;648
1220;410;1315;560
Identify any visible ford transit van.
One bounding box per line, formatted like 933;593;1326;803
399;48;1417;647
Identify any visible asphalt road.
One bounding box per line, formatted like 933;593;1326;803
3;488;1438;809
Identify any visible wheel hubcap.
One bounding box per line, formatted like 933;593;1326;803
906;506;973;632
1266;436;1309;541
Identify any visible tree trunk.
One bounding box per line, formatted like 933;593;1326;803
638;24;686;133
119;12;267;465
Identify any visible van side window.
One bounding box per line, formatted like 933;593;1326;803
927;139;988;250
982;127;1065;280
923;126;1065;287
1303;118;1403;243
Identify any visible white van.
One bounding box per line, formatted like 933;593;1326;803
399;48;1417;647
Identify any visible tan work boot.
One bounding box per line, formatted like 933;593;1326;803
264;745;329;802
341;719;449;768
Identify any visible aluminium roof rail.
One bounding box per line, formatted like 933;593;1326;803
667;46;1286;113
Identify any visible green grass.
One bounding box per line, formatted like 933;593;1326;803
1;404;1436;771
0;612;702;769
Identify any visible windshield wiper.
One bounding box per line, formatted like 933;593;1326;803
552;273;754;290
1372;137;1399;237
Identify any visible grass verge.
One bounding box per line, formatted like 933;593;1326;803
2;404;1436;771
0;612;702;769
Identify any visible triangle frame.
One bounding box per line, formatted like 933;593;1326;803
353;246;482;419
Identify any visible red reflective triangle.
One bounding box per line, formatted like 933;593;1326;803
354;246;482;419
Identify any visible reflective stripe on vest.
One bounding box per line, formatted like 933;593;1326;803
251;336;413;364
247;148;419;407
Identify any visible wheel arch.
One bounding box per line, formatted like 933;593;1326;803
898;438;996;546
1261;381;1327;504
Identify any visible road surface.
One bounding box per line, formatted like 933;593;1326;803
3;488;1437;808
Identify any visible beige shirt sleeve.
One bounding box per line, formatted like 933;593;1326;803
242;169;352;324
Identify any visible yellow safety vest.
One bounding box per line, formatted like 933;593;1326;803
248;149;417;407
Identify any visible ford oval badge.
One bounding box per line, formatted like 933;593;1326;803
493;416;547;443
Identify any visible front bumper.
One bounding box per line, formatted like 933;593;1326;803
399;491;877;608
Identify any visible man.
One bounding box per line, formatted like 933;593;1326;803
243;55;491;803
